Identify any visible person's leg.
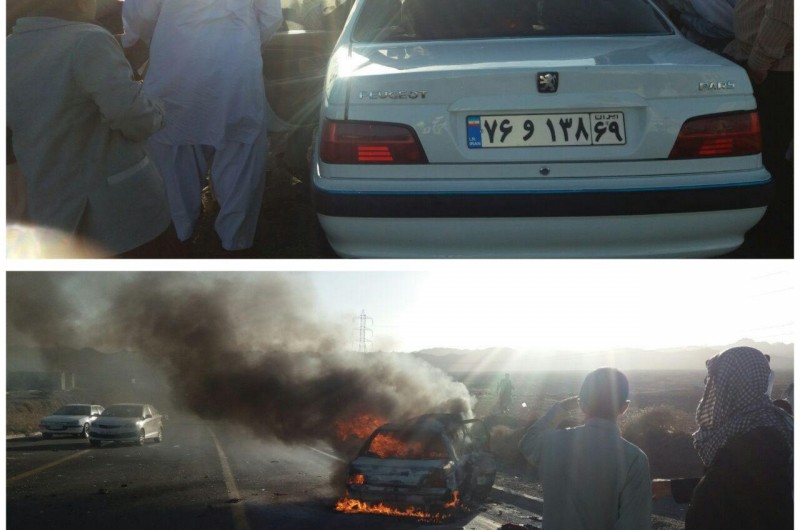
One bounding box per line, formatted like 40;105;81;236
209;127;268;251
146;140;209;242
115;223;189;258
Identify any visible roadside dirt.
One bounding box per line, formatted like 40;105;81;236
494;470;685;529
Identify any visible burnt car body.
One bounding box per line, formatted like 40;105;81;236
342;414;496;513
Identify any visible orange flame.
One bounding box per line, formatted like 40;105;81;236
368;432;449;459
444;490;459;509
348;473;365;485
335;492;459;521
335;414;386;441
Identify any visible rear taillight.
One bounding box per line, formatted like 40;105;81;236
668;111;761;159
320;119;428;164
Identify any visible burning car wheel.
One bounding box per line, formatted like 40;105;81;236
137;429;146;446
154;428;163;443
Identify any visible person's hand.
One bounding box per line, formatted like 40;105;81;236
651;479;672;500
559;396;580;413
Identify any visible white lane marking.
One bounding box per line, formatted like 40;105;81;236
209;427;250;530
8;449;92;484
305;446;346;463
491;485;544;503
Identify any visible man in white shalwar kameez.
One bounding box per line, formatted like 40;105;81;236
122;0;283;251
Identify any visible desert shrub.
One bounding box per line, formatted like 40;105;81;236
621;405;703;478
488;424;540;481
490;425;522;461
6;389;93;435
7;399;60;434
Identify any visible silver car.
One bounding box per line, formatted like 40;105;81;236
311;0;770;257
89;403;164;447
39;404;104;439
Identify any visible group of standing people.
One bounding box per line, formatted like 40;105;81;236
6;0;282;257
657;0;793;233
518;346;793;529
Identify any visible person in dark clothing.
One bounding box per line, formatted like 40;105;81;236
651;347;793;530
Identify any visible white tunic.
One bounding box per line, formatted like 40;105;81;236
122;0;283;148
7;17;170;256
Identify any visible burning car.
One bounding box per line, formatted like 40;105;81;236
337;414;496;520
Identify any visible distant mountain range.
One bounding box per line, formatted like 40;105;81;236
409;339;794;372
7;339;792;381
6;345;167;386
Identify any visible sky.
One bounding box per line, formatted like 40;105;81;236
306;261;794;352
6;262;794;356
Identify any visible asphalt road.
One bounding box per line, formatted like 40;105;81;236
7;417;545;530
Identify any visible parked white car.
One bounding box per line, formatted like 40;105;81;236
39;404;104;439
311;0;770;257
89;403;164;447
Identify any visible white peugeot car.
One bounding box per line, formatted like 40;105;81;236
310;0;770;257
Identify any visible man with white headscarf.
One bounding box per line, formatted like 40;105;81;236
652;347;793;529
121;0;283;253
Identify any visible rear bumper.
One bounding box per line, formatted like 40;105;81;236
40;426;84;435
312;170;772;257
313;181;772;218
346;485;452;509
90;430;138;442
317;208;767;258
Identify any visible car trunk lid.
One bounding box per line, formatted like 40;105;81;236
341;36;751;164
350;456;449;488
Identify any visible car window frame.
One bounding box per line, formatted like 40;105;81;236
350;0;672;43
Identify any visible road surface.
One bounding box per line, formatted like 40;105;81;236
7;417;545;530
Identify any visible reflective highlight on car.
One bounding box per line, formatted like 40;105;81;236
359;90;428;100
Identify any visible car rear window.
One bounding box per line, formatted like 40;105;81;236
352;0;670;42
103;405;144;417
363;430;449;460
55;405;90;415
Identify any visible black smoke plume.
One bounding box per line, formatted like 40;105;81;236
7;272;473;451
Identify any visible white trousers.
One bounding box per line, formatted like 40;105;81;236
147;126;268;251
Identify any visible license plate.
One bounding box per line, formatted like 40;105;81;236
467;112;626;148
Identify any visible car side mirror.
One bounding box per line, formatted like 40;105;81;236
145;414;153;419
